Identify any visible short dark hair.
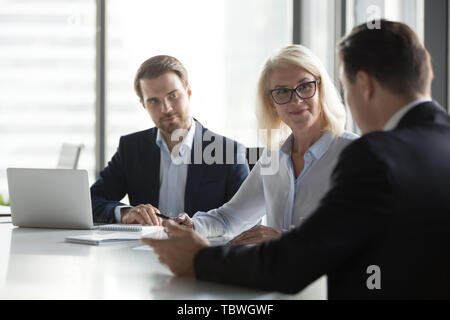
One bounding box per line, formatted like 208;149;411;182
338;19;433;96
134;55;189;100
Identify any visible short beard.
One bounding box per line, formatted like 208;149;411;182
158;115;190;135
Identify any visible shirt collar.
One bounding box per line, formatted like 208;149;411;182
156;118;196;155
280;131;334;161
383;98;432;131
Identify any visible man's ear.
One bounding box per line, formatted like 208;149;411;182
356;71;375;102
140;99;145;109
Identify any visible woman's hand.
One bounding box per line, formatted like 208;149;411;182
173;212;194;229
228;225;283;245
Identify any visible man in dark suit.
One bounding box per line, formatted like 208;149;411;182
143;20;450;299
91;55;249;225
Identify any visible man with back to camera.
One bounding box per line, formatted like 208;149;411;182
90;55;249;225
143;20;450;299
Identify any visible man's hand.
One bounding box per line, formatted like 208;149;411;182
141;219;210;276
121;204;162;226
228;225;283;245
173;212;194;229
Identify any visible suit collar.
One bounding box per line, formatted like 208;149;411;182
185;119;212;216
396;100;450;129
383;98;432;131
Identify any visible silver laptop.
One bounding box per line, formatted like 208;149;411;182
7;168;95;229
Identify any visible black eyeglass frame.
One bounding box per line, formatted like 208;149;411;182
269;80;319;105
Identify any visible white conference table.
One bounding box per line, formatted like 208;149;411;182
0;221;326;300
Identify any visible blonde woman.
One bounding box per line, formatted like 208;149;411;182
175;44;358;245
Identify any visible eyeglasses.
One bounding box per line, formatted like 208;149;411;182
269;80;319;105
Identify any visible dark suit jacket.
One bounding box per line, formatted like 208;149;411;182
91;120;249;223
195;101;450;299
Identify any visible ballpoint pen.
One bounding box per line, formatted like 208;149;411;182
155;212;170;220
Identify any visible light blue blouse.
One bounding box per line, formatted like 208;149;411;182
192;131;359;238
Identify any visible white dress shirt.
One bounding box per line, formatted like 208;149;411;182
383;98;432;131
192;131;359;238
156;119;196;217
114;119;196;222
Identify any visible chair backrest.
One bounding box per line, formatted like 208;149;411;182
56;143;84;169
246;147;264;171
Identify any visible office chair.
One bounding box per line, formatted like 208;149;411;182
56;143;84;169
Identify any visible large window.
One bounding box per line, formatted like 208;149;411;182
0;0;96;198
0;0;292;200
105;0;293;161
300;0;338;79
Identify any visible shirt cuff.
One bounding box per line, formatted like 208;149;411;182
114;205;132;223
192;218;210;238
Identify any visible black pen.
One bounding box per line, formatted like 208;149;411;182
155;212;170;220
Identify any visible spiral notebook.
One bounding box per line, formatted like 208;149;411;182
96;224;144;232
65;226;164;245
65;232;142;245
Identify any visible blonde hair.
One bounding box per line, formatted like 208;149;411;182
256;45;346;148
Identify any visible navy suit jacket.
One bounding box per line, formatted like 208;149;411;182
195;101;450;299
91;120;249;223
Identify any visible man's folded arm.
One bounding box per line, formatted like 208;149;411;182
194;140;394;294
